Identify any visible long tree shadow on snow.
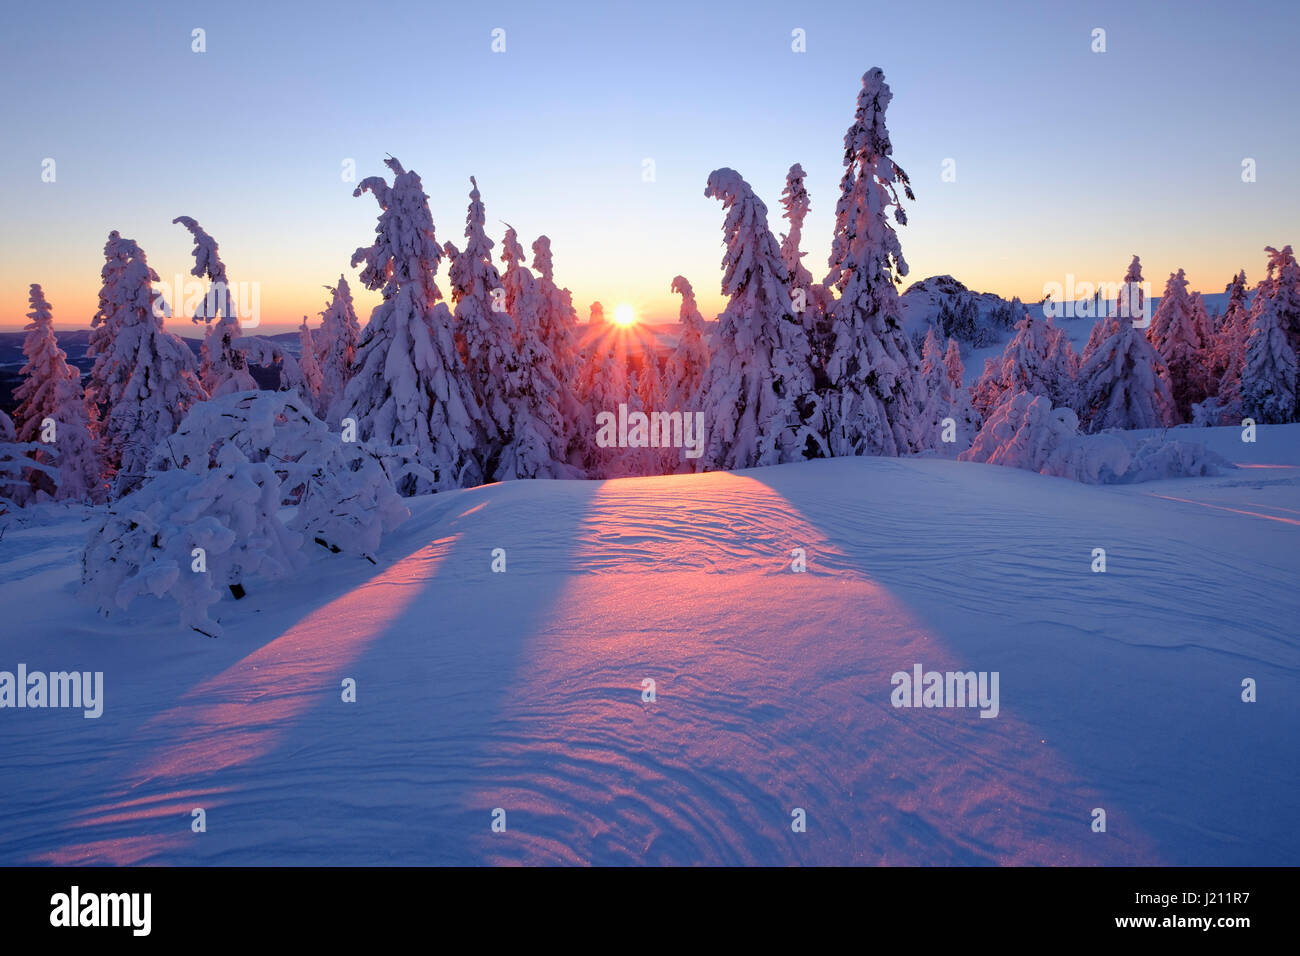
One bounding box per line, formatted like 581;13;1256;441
24;477;607;865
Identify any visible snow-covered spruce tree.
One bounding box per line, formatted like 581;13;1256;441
532;234;588;470
173;216;256;396
1147;269;1211;421
998;311;1059;402
314;276;362;423
695;168;826;469
577;336;629;477
93;237;207;495
821;68;926;457
86;231;142;422
1075;309;1174;433
12;285;104;503
297;317;324;413
918;331;978;455
1045;321;1080;410
970;357;1008;420
494;226;575;480
1081;314;1118;366
340;157;484;495
1211;270;1251;401
777;162;834;373
779;163;814;293
663;275;711;411
1082;255;1144;366
1241;253;1300;424
444;178;516;479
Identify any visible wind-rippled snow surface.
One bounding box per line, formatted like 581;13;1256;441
1;427;1297;865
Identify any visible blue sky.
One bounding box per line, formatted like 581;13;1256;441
1;0;1296;331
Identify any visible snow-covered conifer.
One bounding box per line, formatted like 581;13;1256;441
297;317;324;412
12;285;103;503
1210;270;1251;409
821;68;926;457
444;178;516;479
1075;313;1174;432
1241;251;1300;424
779;163;814;294
86;231;142;420
314;276;362;423
531;234;586;469
340;157;484;494
92;237;206;494
494;226;575;480
173;216;256;396
663;275;710;411
1147;269;1211;420
695;168;826;469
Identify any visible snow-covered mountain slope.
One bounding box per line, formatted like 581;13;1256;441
1;426;1296;865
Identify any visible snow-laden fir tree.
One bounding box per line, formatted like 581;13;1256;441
1211;269;1251;399
93;236;207;494
495;226;576;480
998;311;1060;402
340;157;484;495
1081;314;1118;365
821;68;926;457
589;302;606;327
1044;321;1080;410
1147;269;1211;421
778;164;834;383
297;317;324;412
695;168;827;469
1082;254;1144;365
779;163;813;292
86;231;143;421
444;178;516;478
1074;257;1174;432
1264;245;1300;357
577;336;629;477
663;275;711;412
970;356;1007;420
531;234;587;469
173;216;256;396
314;276;362;423
12;284;103;503
1241;246;1300;424
918;329;975;454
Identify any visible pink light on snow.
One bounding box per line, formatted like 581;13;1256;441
34;540;453;864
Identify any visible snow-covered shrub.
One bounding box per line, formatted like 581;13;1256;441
147;389;408;559
961;392;1231;485
1115;434;1232;483
82;452;304;636
960;393;1130;484
82;390;408;635
0;410;58;513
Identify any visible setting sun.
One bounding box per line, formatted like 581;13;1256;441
612;303;637;327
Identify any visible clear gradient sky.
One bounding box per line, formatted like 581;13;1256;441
1;0;1296;333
